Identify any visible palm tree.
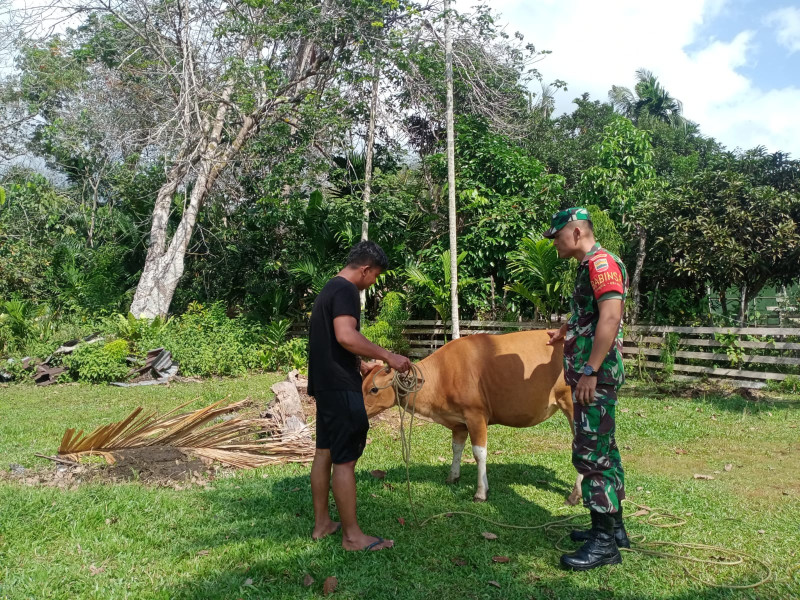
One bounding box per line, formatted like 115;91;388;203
609;69;686;129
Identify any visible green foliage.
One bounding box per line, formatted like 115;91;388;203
650;169;800;310
63;339;130;383
362;292;409;354
580;115;659;221
506;237;568;320
104;313;173;351
140;303;262;378
406;251;478;326
714;333;745;367
767;375;800;393
659;332;680;376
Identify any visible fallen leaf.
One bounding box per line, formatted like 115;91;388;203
488;581;501;588
370;493;378;498
291;487;300;492
492;555;510;563
711;415;717;421
724;463;733;472
383;482;394;491
303;574;314;587
482;531;498;540
620;408;630;413
243;578;253;586
323;576;338;596
88;564;105;576
451;557;467;566
767;412;773;417
665;405;673;410
636;486;644;491
397;517;406;526
196;550;210;556
623;445;632;450
493;450;503;455
693;474;715;480
365;438;373;444
758;529;765;535
675;448;688;455
370;470;386;479
437;456;447;462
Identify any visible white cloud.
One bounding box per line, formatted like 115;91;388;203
765;6;800;54
474;0;800;156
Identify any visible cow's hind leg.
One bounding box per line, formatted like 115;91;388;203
465;414;489;502
446;426;468;484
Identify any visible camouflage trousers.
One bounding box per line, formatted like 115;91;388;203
571;384;625;513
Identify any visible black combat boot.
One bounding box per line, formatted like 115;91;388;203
560;511;622;571
569;507;630;548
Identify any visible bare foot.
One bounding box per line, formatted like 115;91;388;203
343;534;394;552
312;521;341;540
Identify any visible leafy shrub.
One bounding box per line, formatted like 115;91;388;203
140;302;262;377
362;292;409;354
104;313;173;352
767;375;800;394
63;339;130;383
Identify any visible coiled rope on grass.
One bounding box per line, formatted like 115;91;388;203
380;362;778;591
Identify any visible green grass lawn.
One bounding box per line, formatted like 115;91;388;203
1;375;799;599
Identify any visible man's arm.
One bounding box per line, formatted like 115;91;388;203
333;315;412;373
586;298;623;371
574;298;623;405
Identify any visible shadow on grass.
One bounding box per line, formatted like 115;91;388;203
157;463;787;600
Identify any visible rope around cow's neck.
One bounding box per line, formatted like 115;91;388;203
374;363;775;590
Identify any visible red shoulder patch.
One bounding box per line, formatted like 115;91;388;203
589;253;623;299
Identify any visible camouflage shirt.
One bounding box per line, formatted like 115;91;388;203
564;243;628;389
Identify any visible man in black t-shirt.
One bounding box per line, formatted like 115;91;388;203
308;241;411;552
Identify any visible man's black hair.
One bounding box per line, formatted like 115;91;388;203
346;240;389;270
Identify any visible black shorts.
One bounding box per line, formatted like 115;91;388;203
314;390;370;464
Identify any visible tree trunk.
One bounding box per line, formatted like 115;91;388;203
720;290;729;320
738;283;748;326
360;61;381;317
444;0;460;340
130;92;237;319
627;224;647;325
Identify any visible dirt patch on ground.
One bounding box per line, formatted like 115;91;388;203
2;446;219;489
102;446;211;482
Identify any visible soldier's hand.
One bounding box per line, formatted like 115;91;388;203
386;353;412;374
574;375;597;406
547;326;566;346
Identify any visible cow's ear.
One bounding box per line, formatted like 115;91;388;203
362;363;382;380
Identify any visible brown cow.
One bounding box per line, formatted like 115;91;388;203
363;330;581;503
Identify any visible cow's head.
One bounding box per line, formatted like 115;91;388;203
362;365;398;418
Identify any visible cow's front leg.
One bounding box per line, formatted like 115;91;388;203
466;415;489;502
446;427;468;484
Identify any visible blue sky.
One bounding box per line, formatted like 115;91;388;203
484;0;800;156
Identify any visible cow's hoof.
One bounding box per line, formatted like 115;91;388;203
473;494;487;503
446;476;460;485
565;491;581;506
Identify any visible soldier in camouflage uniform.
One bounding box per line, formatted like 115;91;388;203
543;207;630;571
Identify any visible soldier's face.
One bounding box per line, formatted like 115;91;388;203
552;225;575;258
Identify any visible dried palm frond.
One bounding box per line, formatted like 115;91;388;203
58;398;314;468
